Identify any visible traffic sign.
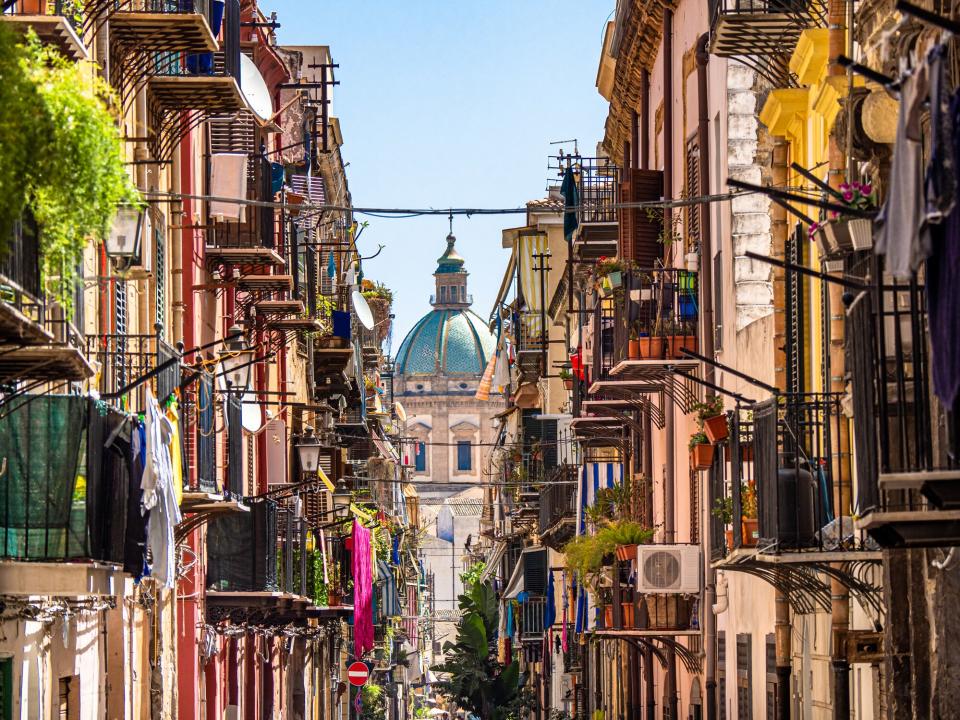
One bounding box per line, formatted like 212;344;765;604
347;661;370;687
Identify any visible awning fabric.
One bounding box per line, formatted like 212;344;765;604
517;231;548;337
478;541;506;584
503;553;525;599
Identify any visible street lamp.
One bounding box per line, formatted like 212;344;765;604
332;478;351;512
296;426;322;474
219;325;253;392
105;206;145;263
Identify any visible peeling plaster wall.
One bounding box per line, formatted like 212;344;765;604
727;62;774;331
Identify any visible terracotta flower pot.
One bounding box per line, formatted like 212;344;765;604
615;544;637;562
628;339;641;360
691;443;715;471
602;603;635;629
724;529;734;552
638;336;665;360
603;605;613;628
563;378;573;390
741;518;759;547
667;335;697;359
703;414;729;443
328;591;342;606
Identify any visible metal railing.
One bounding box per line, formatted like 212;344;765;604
592;268;699;379
207;499;278;592
207;151;278;250
539;468;577;535
85;332;181;405
577;157;620;224
849;265;958;515
518;595;547;641
712;394;865;554
515;311;547;353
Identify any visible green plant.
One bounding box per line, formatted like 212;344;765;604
712;496;734;525
0;26;139;310
359;683;386;720
562;534;610;586
558;368;572;380
596;520;654;547
583;501;610;529
595;256;624;277
460;561;486;590
361;280;394;303
689;431;709;450
433;582;523;720
693;395;724;422
741;482;758;519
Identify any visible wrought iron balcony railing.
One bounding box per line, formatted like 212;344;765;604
538;467;578;537
848;264;960;546
207;499;279;592
1;0;87;61
709;0;827;86
591;268;699;380
85;332;181;405
711;394;866;556
0;213;43;324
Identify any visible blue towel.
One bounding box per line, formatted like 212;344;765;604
333;311;351;339
544;570;556;628
505;601;514;637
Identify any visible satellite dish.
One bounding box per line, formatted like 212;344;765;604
239;54;273;122
352;290;375;330
242;390;262;432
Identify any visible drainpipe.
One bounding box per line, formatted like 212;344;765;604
662;9;679;720
642;411;655;720
695;32;718;720
135;90;150;339
712;572;728;615
171;129;184;346
828;0;852;713
640;69;650;170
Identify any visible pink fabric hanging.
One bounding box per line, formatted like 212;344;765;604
351;521;374;656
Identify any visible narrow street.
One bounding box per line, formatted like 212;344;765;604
0;1;957;719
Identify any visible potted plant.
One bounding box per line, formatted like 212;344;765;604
812;181;877;256
559;368;574;390
694;395;728;443
628;325;641;360
596;257;624;288
598;520;654;562
741;482;759;547
665;320;697;359
712;496;734;551
327;560;342;606
689;432;714;471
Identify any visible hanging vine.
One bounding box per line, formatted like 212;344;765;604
0;26;140;308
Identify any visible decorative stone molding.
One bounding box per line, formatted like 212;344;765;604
728;60;774;331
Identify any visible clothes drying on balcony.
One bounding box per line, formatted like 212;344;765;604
142;391;182;589
209;153;247;219
352;520;374;656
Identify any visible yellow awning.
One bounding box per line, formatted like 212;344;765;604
316;465;335;493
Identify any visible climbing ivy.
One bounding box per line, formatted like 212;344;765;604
0;26;139;307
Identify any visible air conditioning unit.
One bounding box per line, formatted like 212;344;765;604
635;544;701;594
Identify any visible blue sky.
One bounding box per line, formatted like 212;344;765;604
272;1;612;351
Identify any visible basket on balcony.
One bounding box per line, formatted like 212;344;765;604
644;594;691;630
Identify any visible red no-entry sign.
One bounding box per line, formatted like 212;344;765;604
347;661;370;687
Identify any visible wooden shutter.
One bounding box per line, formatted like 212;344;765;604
619;169;664;268
523;548;547;595
209;115;256;155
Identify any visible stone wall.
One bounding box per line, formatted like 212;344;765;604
726;61;774;331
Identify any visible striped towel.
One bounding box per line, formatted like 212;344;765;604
475;353;496;400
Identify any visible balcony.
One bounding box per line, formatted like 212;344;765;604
514;311;547;378
85;332;181;405
850;274;960;548
206;151;284;267
708;0;827;86
538;466;578;548
518;595;547;642
0;396;133;594
547;155;620;258
1;0;87;61
589;268;699;380
207;499;279;593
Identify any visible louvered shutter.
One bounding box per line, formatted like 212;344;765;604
523;548;547;595
619;169;664;268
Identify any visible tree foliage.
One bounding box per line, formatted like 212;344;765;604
0;25;139;306
433;582;523;720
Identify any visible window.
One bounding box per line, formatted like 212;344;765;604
736;633;753;720
440;286;447;302
58;676;78;720
457;441;471;471
415;441;426;472
0;658;11;720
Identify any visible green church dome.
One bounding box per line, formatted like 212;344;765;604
395;229;495;377
395;308;495;376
